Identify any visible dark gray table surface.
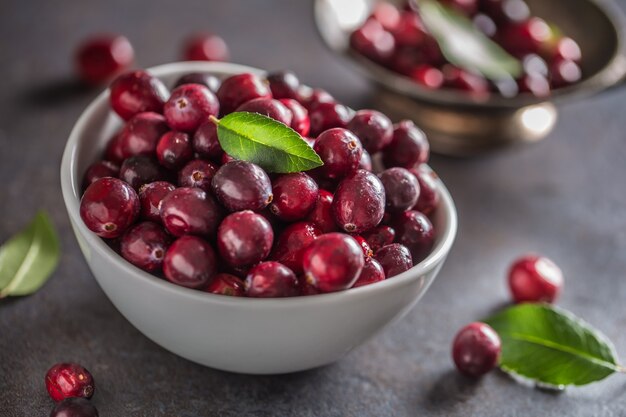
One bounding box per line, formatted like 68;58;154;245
2;0;626;416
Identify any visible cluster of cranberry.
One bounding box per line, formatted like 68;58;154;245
79;67;439;297
75;32;229;85
350;0;582;97
452;254;563;377
45;363;98;417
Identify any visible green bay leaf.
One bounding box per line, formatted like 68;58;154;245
0;211;60;298
215;112;323;173
484;304;620;387
419;0;522;80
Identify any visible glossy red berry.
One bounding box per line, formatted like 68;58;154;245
245;261;299;297
410;65;444;89
371;2;401;30
237;97;293;126
499;17;551;57
217;211;274;267
271;222;321;274
267;71;300;100
383;120;429;168
182;33;229;62
333;169;386;233
109;70;169;120
178;159;217;192
444;66;489;95
362;225;396;253
391;11;426;48
379;167;421;212
352;258;386;288
156;131;193;170
350;18;396;63
76;34;133;85
211;161;273;212
352;235;374;259
410;165;440;215
309;102;353;137
550;59;581;88
163;236;217;289
347;109;393;153
518;73;551;97
508;255;563;303
80;177;139;238
306;189;337;233
159;187;222;237
269;173;319;221
138;181;175;223
118;112;169;159
164;84;219;132
192;120;222;160
303;233;365;292
104;132;125;164
50;398;99;417
394;210;435;263
452;322;501;377
119;155;166;190
296;87;335;111
550;37;582;63
279;98;310;136
217;73;272;115
120;222;171;272
174;72;221;92
375;243;413;277
204;273;245;296
82;160;119;190
45;363;95;402
313;128;363;179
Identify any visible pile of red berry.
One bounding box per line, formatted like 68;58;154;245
79;68;440;298
350;0;582;97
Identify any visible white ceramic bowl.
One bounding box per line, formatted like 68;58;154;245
60;61;458;375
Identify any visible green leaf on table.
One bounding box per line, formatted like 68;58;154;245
418;0;522;80
213;112;323;173
0;211;60;298
484;303;622;387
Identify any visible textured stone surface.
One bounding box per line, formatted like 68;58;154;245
1;0;626;416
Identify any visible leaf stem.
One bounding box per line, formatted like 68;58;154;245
618;365;626;373
209;115;221;125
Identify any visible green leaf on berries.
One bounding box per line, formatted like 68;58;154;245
0;211;60;298
418;0;522;80
484;304;621;387
213;112;323;173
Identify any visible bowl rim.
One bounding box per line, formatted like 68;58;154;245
60;61;458;308
313;0;626;110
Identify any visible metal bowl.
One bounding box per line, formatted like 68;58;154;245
314;0;626;155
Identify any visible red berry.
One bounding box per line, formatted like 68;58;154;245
550;59;581;88
82;161;119;190
452;322;501;377
296;87;335;111
391;11;426;47
104;132;125;164
138;181;175;223
309;103;353;137
109;70;169;120
76;34;134;85
117;112;169;159
174;72;221;92
358;149;373;171
120;222;171;272
217;73;272;115
347;109;393;153
119;155;167;190
410;165;440;215
518;73;551;97
204;273;245;296
371;2;401;30
267;71;300;100
443;66;489;95
80;177;139;238
182;33;229;62
237;97;292;126
394;210;435;263
245;261;299;297
350;18;396;63
159;187;222;237
164;84;219;132
279;98;310;136
383;120;429;168
50;398;99;417
269;173;319;221
379;167;421;212
177;159;217;192
508;255;563;303
375;243;413;277
303;233;365;292
352;258;386;288
313;128;363;180
333;170;386;233
217;211;274;267
211;161;273;212
362;225;396;253
410;65;444;89
192;121;223;161
306;189;337;233
163;236;217;289
156;131;193;170
270;222;321;274
352;235;374;259
45;363;95;402
499;17;551;57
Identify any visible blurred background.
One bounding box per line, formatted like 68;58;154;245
2;0;626;416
